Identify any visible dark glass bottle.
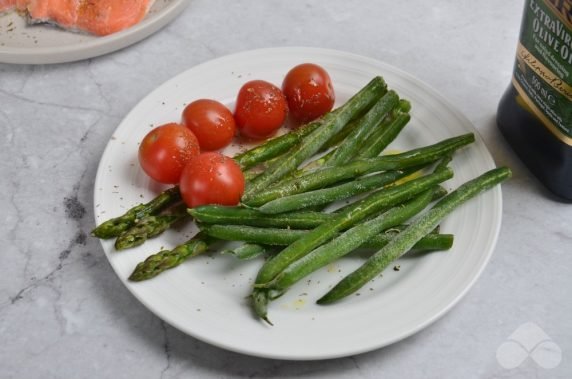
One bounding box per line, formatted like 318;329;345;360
497;0;572;200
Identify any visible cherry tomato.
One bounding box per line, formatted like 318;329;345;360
138;123;200;184
179;152;245;208
234;80;288;139
182;99;236;151
282;63;335;123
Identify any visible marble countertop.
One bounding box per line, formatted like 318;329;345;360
1;1;571;378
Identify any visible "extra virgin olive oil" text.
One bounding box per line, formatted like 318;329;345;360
497;0;572;200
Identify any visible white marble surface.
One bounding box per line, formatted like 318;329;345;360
1;0;571;378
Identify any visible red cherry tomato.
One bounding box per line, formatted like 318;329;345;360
282;63;335;123
234;80;288;139
138;123;200;184
182;99;236;151
179;152;245;208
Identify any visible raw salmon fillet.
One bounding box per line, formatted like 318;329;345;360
2;0;155;36
0;0;16;13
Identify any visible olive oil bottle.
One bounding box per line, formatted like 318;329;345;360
497;0;572;200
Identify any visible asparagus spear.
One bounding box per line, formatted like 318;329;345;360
114;205;188;250
92;187;181;239
128;233;210;281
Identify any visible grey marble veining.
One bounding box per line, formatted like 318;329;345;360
1;1;571;378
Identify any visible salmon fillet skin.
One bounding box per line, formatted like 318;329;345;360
2;0;155;36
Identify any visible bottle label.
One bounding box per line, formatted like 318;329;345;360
513;0;572;145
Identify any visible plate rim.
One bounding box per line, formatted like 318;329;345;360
93;46;503;360
0;0;190;64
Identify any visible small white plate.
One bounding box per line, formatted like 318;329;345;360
94;47;503;360
0;0;189;64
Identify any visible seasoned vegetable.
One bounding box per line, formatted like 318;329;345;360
233;116;324;170
262;189;436;292
204;224;453;252
358;112;411;158
317;167;511;304
128;234;210;282
189;206;333;229
250;167;452;321
244;133;474;207
282;63;336;123
321;90;399;166
115;210;186;250
138;123;200;184
222;243;268;260
257;169;415;214
92;187;181;239
254;168;453;286
179;152;245;208
234;80;288;139
243;76;387;199
182;99;236;151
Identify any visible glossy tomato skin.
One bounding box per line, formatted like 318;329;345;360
182;99;236;151
179;152;245;208
234;80;288;139
282;63;335;123
138;123;200;184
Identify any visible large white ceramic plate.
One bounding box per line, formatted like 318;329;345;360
0;0;189;64
94;47;503;360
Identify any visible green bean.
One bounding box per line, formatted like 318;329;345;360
254;167;453;286
252;289;272;325
221;244;267;260
189;206;333;229
243;77;387;200
397;99;412;113
258;169;414;214
319;93;400;152
332;183;447;214
233;116;325;170
202;224;309;246
250;167;451;323
263;189;436;291
319;117;361;151
201;218;453;251
244;133;473;207
317;167;511;304
323;90;399;166
358;112;411;159
250;168;451;323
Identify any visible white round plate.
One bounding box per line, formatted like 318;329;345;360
94;47;503;360
0;0;189;64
